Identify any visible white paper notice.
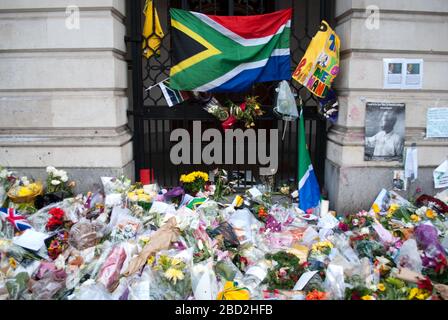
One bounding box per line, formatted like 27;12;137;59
404;147;418;181
248;187;263;198
13;229;50;251
149;201;170;214
293;270;319;291
427;108;448;138
383;59;423;89
434;160;448;189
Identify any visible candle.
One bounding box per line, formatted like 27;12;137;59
320;200;330;216
140;169;151;185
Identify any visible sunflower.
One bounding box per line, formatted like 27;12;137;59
164;268;185;284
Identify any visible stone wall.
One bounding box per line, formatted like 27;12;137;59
328;0;448;213
0;0;133;192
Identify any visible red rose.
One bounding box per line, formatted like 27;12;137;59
46;208;65;231
417;276;433;292
338;222;349;232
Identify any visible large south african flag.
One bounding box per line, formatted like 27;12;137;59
169;8;292;92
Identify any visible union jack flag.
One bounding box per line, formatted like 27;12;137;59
0;208;33;231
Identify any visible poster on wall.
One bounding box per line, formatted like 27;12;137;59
364;102;405;162
393;170;407;191
404;59;423;89
383;59;423;89
427;108;448;138
383;59;404;89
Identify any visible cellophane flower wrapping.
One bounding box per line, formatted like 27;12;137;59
96;244;127;292
395;239;423;273
31;269;67;300
28;199;78;232
191;258;219;300
324;264;345;299
150;248;193;300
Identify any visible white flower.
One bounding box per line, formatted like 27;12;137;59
46;166;56;174
0;170;7;179
415;206;427;216
61;174;68;182
55;169;66;178
21;176;30;186
55;255;66;270
51;179;61;186
360;227;370;235
197;239;204;251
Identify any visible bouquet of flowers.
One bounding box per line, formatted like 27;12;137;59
180;171;209;195
263;251;307;290
341;210;375;230
7;176;43;206
45;166;74;195
151;249;192;299
0;167;17;205
203;97;230;121
47;231;69;260
46;207;66;231
227;96;264;129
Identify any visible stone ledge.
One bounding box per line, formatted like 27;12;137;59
0;141;133;167
0;0;126;18
336;0;448;21
0;126;132;147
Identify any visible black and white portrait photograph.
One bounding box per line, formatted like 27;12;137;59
365;102;405;161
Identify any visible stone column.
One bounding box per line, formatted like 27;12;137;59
0;0;133;191
328;0;448;212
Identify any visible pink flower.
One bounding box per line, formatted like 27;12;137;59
395;240;403;249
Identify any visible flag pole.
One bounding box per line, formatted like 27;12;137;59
145;77;170;91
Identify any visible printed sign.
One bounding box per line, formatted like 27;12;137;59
427;108;448;138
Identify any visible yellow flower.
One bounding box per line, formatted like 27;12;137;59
361;295;375;300
410;214;420;222
18;186;33;197
372;203;380;214
408;288;430;300
136;189;144;195
425;209;437;219
147;256;155;266
217;281;250;300
8;257;17;269
388;203;400;215
408;288;419;300
170;258;182;266
311;241;333;252
127;192;137;201
164;268;184;284
138;193;151;202
377;283;386;292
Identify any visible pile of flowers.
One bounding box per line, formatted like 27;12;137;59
0;166;447;301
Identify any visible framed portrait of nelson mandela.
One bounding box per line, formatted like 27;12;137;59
364;102;405;162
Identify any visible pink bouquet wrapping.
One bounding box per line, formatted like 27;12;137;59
97;246;127;292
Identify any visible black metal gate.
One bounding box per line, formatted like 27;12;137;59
127;0;334;188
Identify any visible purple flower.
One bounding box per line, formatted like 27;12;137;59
163;187;185;200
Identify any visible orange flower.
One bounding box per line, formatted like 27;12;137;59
305;290;327;300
